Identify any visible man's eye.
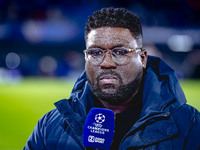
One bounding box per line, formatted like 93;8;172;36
113;49;128;55
88;49;103;56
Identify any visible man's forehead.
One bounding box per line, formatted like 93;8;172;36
88;27;131;37
86;27;138;48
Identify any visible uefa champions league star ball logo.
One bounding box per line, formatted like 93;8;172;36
95;113;105;123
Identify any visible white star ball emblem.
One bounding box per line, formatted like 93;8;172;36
95;113;105;123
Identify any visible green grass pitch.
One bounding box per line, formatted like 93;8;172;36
0;78;199;149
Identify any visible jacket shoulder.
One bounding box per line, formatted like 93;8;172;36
175;104;200;120
172;104;200;149
40;108;66;136
172;103;200;125
24;108;65;150
42;108;62;125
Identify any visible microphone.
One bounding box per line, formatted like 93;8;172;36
83;108;115;150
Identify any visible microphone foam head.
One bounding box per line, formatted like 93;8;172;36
83;108;115;150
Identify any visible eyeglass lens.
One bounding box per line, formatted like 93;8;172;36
86;48;130;65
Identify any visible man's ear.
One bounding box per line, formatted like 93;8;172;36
140;49;147;69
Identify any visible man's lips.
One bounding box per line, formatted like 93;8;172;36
99;75;118;84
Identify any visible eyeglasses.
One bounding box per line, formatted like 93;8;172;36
83;47;142;65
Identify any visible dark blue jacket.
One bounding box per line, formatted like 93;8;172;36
24;56;200;150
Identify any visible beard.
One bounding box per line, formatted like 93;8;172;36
87;69;143;105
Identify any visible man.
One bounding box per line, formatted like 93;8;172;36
24;7;200;150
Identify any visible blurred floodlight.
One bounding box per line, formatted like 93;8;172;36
167;35;194;52
39;56;57;73
21;20;43;43
6;52;20;69
143;26;200;45
21;19;79;44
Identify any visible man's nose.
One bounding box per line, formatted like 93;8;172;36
100;51;117;69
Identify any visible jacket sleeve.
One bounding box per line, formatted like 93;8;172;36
184;109;200;150
23;114;47;150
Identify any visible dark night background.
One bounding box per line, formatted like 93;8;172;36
0;0;200;80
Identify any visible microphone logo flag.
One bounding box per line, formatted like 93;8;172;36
83;108;115;150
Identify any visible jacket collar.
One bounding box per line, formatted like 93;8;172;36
119;56;186;148
140;56;186;118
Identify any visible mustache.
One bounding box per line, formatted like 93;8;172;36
97;70;123;84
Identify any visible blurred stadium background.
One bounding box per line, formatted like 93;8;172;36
0;0;200;149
